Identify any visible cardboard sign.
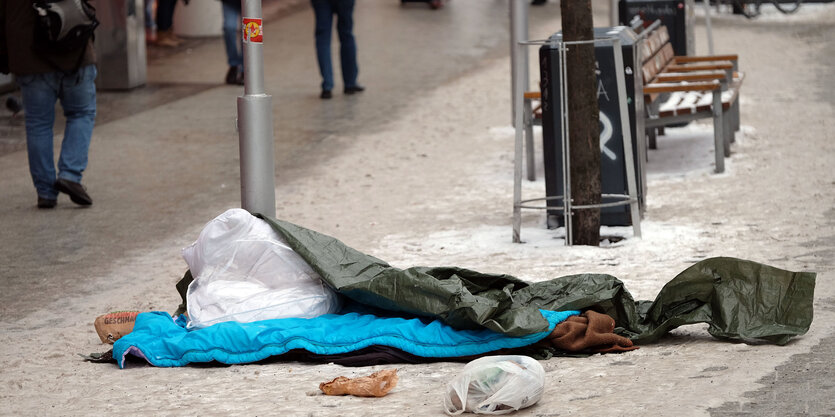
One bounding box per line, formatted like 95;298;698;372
242;18;263;43
94;311;140;344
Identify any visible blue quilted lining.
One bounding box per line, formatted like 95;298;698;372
113;309;579;368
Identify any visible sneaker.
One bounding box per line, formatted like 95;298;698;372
55;178;92;206
37;197;56;209
344;85;365;95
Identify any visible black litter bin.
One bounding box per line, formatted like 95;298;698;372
538;26;646;227
618;0;694;56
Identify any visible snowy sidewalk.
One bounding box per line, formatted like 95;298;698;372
1;1;834;415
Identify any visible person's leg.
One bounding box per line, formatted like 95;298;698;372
222;2;243;68
222;2;244;84
56;65;97;187
311;0;334;93
17;73;59;201
145;0;158;42
145;0;156;30
156;0;176;31
334;0;359;90
155;0;180;46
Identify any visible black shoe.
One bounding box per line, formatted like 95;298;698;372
37;197;57;209
531;0;546;4
344;85;365;95
320;90;333;99
55;178;92;206
5;96;22;116
225;66;244;85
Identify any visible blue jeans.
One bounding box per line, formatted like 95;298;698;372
145;0;156;29
311;0;358;91
222;2;243;68
17;65;97;200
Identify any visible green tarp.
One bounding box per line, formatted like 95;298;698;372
223;216;815;345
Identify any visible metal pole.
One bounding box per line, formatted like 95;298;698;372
237;0;276;217
509;0;529;127
702;0;715;55
559;42;572;246
611;39;641;238
610;0;619;26
511;6;527;243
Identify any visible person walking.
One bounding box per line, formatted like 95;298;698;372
311;0;364;99
0;0;97;208
221;0;244;85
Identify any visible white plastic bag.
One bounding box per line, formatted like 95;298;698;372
182;208;341;329
443;355;545;415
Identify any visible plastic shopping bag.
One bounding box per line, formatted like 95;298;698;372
182;209;341;329
443;355;545;415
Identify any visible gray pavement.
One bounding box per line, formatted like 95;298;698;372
1;1;834;416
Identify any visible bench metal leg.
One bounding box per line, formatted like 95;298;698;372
647;127;657;150
723;110;732;157
712;90;725;173
731;98;740;137
523;99;536;181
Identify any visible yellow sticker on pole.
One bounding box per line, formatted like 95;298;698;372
242;18;263;43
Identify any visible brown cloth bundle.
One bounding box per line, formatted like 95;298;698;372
319;369;398;397
544;311;639;353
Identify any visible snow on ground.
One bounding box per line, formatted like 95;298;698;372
1;1;834;416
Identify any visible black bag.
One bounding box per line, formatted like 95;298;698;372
32;0;99;53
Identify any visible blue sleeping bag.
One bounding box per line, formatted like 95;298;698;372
113;309;579;368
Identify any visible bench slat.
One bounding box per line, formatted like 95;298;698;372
658;26;670;44
666;63;733;72
655;71;727;83
644;82;721;94
657;87;740;117
658;91;685;114
674;54;738;63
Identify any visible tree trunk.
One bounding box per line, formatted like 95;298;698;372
561;0;601;246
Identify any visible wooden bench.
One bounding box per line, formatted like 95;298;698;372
522;22;744;174
638;23;744;173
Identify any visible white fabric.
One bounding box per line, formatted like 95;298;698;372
182;208;341;329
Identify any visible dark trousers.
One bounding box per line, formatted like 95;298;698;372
156;0;177;31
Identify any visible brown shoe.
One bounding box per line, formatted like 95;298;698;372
155;30;181;47
55;178;92;206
